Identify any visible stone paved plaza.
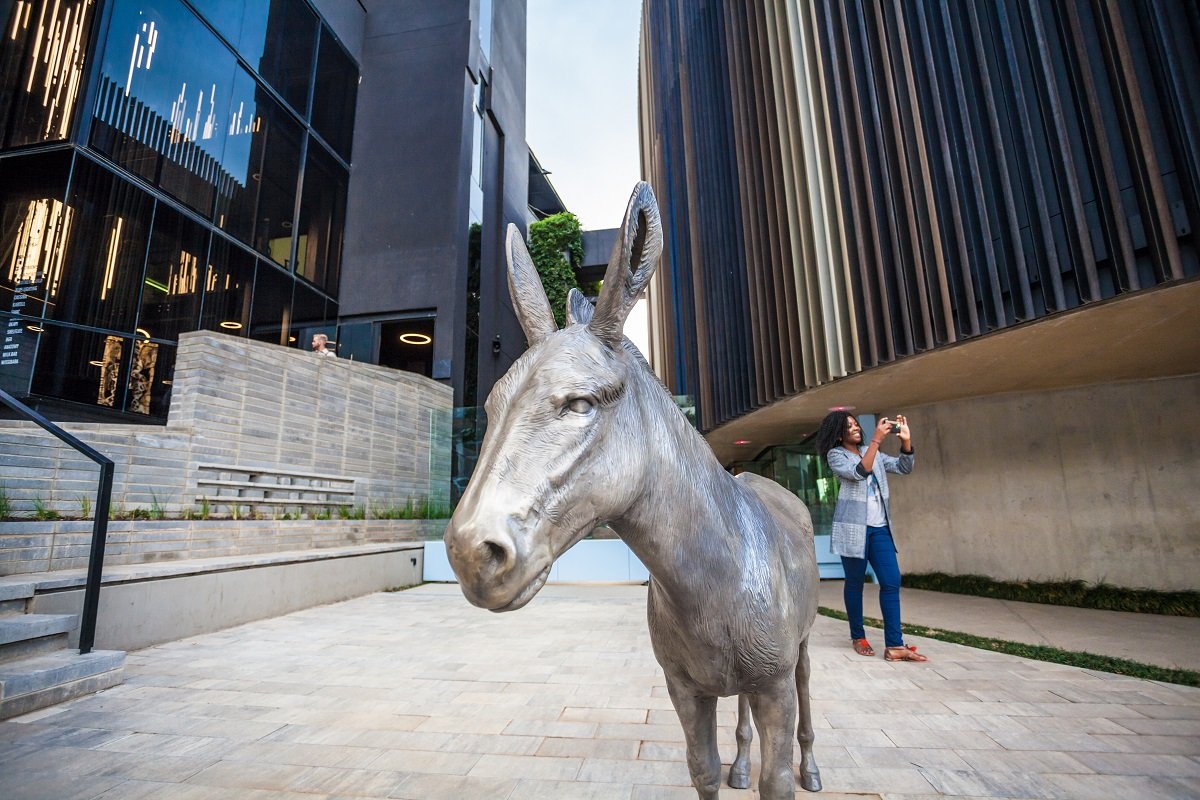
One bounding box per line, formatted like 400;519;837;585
1;583;1198;799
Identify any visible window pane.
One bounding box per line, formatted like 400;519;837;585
0;0;97;147
290;280;326;351
29;321;174;417
32;323;132;410
311;28;357;159
49;158;152;334
90;0;239;216
255;0;317;114
126;338;175;415
296;141;346;295
200;235;254;334
0;151;72;322
214;66;266;244
189;0;316;115
256;101;301;266
139;205;206;341
250;261;291;345
0;313;42;396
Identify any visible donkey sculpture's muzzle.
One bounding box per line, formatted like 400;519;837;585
443;510;553;613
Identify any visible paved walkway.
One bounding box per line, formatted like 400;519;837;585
818;581;1200;673
1;583;1199;799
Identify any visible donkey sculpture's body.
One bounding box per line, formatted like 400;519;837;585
444;183;821;798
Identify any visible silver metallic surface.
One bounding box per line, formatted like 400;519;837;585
444;183;822;797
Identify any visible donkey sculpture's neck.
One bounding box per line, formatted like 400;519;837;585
605;354;762;596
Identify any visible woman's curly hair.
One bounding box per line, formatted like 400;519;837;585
816;410;855;462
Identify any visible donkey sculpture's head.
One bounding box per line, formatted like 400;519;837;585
444;183;663;612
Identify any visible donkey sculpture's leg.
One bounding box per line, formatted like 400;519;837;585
747;679;798;800
665;676;721;799
795;636;822;792
728;694;753;789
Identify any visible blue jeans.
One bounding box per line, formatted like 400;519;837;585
841;525;904;648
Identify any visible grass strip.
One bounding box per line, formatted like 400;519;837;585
901;572;1200;617
817;606;1199;688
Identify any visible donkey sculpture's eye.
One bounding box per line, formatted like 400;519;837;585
566;397;594;415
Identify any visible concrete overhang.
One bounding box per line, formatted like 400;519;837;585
707;277;1200;464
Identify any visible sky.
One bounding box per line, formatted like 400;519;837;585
525;0;649;350
526;1;643;229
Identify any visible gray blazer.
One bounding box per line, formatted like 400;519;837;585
826;446;915;559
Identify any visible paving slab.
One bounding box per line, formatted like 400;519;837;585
0;582;1197;799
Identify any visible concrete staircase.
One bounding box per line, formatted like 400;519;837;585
0;581;124;720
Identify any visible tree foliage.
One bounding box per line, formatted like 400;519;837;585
528;212;584;328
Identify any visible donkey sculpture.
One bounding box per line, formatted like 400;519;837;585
443;182;821;798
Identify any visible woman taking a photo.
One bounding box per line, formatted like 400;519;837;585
816;410;927;663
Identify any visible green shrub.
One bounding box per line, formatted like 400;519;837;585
148;492;167;520
904;572;1200;617
528;212;584;328
31;497;61;521
0;484;10;520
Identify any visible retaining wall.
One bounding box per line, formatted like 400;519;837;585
0;331;452;519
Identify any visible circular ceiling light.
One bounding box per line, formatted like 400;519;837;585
26;325;44;332
219;321;243;330
88;360;104;367
399;333;432;345
136;328;151;338
288;336;296;342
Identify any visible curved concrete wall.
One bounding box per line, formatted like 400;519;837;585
889;374;1199;591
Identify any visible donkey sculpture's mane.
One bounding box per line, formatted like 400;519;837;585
444;183;822;798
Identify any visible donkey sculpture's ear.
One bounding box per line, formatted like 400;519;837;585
590;182;662;345
565;288;595;326
506;223;557;345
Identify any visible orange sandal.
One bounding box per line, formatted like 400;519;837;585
884;645;928;662
851;638;874;657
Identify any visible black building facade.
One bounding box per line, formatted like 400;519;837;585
640;0;1199;436
0;0;529;423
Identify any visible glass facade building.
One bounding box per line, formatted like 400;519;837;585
1;0;357;418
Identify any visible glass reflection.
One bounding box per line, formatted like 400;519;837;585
311;27;357;159
49;157;152;334
0;0;96;147
250;260;291;345
32;324;130;410
200;234;254;334
28;322;176;416
296;141;346;294
0;151;72;318
290;280;326;351
188;0;316;114
139;204;205;341
253;101;301;266
90;0;239;215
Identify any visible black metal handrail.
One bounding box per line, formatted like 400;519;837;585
0;389;113;654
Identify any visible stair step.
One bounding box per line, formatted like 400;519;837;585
0;650;125;719
0;598;29;615
0;632;66;666
0;582;35;603
0;614;77;646
0;649;124;699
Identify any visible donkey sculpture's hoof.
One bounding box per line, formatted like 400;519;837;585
801;769;822;792
727;765;750;790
